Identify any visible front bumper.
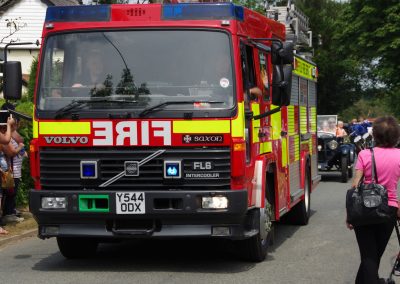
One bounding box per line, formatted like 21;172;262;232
30;189;252;240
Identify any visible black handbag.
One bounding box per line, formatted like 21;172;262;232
346;148;392;226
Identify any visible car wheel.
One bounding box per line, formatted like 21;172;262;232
57;237;98;259
341;156;349;183
348;163;354;178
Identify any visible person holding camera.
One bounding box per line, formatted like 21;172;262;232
1;119;25;223
0;114;15;235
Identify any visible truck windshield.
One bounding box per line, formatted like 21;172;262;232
38;30;234;117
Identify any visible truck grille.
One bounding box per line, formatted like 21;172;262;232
40;147;231;190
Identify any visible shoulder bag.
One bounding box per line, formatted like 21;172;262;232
0;154;14;190
346;148;392;226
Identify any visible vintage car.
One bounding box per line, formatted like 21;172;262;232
317;131;356;182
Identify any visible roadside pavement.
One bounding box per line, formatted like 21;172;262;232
0;209;38;248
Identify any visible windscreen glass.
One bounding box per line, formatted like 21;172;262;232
38;30;234;116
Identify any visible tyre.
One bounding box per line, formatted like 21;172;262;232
341;156;349;183
287;166;311;225
57;237;98;259
241;199;273;262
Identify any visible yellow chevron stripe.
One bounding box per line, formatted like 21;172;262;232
232;102;245;138
252;103;260;143
310;107;316;133
287;105;295;135
39;122;91;135
260;141;272;154
282;137;288;167
173;120;230;133
33;107;38;138
271;104;281;140
300;106;307;134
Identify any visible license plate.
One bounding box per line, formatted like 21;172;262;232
116;192;145;214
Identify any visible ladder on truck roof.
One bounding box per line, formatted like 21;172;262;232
267;0;312;52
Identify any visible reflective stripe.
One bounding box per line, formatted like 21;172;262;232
251;103;260;143
287;105;295;136
270;104;281;140
254;160;263;208
300;106;307;134
39;122;91;135
294;135;300;161
33;107;38;138
173;120;230;134
281;137;288;167
260;141;272;154
310;107;316;133
231;102;245;138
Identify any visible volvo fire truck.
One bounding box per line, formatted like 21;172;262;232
2;1;319;262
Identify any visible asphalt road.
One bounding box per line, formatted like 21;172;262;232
1;173;399;284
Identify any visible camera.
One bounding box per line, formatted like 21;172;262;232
0;110;11;125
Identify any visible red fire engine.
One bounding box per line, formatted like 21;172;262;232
2;1;319;262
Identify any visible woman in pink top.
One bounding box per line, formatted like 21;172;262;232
346;116;400;284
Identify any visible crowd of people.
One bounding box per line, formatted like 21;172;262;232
318;115;372;139
0;103;27;235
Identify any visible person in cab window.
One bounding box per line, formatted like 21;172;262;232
73;49;106;89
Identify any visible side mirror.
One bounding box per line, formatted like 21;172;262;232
272;64;292;106
271;42;294;65
3;61;22;100
281;64;292;106
280;42;294;65
272;65;283;105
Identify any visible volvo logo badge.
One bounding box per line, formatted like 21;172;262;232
125;161;139;176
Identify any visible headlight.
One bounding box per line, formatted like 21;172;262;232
202;196;228;209
318;145;322;151
327;140;338;150
41;197;67;209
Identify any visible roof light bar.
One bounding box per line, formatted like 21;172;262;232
162;3;244;21
45;5;110;22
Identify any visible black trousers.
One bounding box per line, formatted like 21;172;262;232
3;178;20;216
354;207;397;284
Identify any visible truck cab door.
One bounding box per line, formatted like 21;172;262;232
240;42;261;204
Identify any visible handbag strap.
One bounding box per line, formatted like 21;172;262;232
370;148;378;184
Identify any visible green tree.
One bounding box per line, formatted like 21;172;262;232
27;56;38;102
335;0;400;118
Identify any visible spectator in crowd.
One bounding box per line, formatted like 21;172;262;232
336;120;347;137
328;117;337;133
0;114;15;235
321;120;330;132
346;116;400;283
1;114;26;224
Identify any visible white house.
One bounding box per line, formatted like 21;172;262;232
0;0;80;94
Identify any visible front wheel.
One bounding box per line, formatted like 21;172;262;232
240;199;273;262
57;237;98;259
341;156;349;183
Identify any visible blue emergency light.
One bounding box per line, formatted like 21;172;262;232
162;3;244;21
45;5;110;22
164;161;181;179
80;161;98;179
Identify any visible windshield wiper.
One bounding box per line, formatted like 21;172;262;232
54;98;137;119
138;101;224;117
